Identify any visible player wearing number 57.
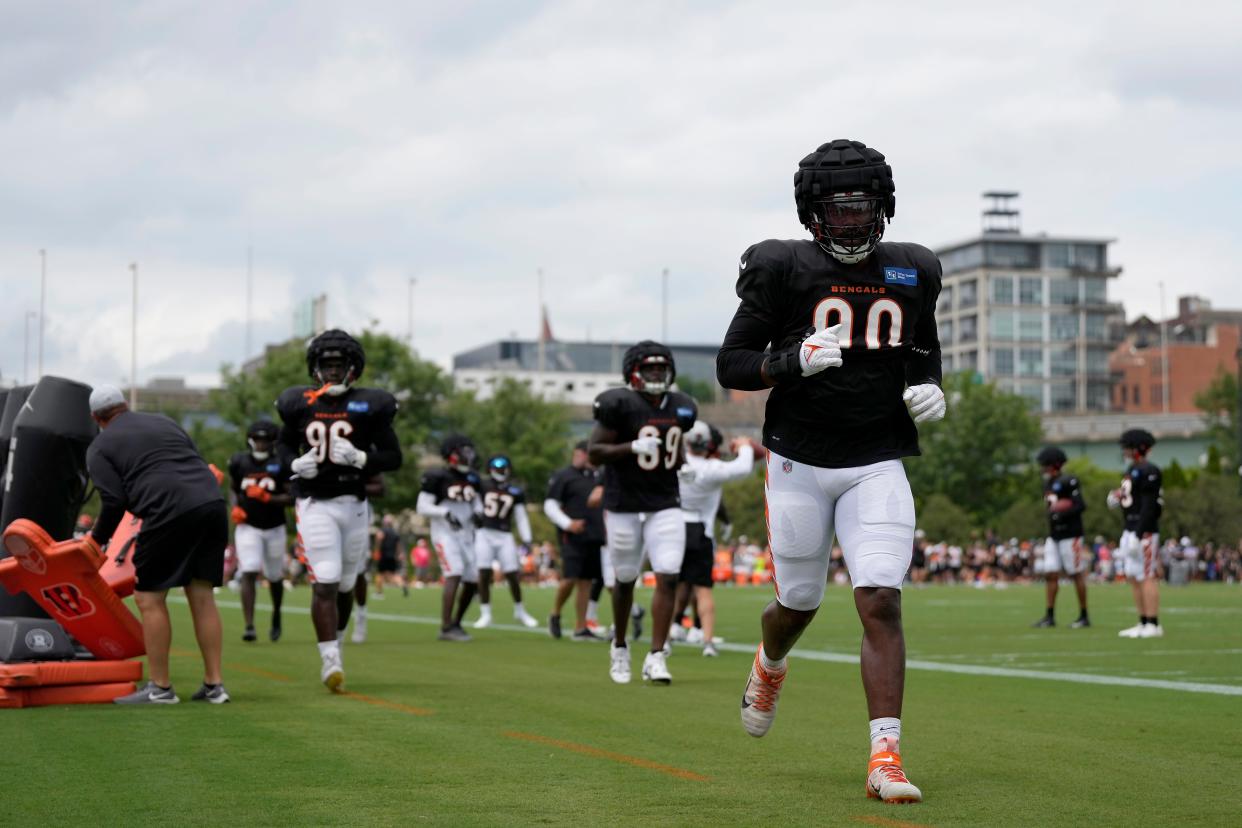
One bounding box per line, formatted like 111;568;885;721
588;341;698;686
276;330;402;693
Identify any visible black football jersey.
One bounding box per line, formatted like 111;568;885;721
717;239;942;468
593;387;698;513
477;478;526;532
420;467;480;529
228;451;292;530
276;385;401;500
547;465;606;542
1043;473;1085;540
1120;461;1162;533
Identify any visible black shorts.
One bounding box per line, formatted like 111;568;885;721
678;522;714;587
134;500;227;591
560;536;603;581
377;556;399;574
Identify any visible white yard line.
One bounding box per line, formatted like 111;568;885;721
188;597;1242;698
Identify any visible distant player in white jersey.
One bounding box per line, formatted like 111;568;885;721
472;455;540;630
675;422;760;656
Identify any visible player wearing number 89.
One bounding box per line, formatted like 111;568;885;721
228;420;293;643
589;341;698;685
276;330;402;692
717;139;944;804
473;455;539;629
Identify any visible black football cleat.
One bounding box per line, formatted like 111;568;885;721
1031;616;1055;628
548;614;562;640
242;626;257;642
1070;616;1091;629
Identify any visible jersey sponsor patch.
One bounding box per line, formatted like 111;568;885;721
883;267;918;286
347;400;370;412
677;406;695;419
265;463;281;473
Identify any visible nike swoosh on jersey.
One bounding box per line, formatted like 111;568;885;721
739;259;747;270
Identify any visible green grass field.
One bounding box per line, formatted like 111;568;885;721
3;581;1240;827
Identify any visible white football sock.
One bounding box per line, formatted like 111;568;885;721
357;606;367;621
758;645;786;673
586;600;599;621
870;717;901;753
317;640;339;660
514;602;525;613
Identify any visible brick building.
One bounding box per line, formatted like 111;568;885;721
1109;296;1242;414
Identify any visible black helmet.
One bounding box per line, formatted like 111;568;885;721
1036;446;1067;468
623;340;676;395
1119;428;1156;452
794;139;895;264
440;433;477;473
306;329;365;389
247;420;279;441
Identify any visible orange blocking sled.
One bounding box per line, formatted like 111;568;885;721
0;659;143;688
0;681;137;709
0;519;145;660
97;513;140;598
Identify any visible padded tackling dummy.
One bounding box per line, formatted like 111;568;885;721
98;513;140;598
0;681;138;709
0;378;96;618
0;616;76;663
0;385;32;520
0;519;144;660
0;658;142;687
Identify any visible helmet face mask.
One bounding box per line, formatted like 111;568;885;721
808;192;886;264
794;139;895;265
623;341;676;397
635;359;673;395
306;330;365;396
441;434;477;473
247;421;278;460
488;455;512;484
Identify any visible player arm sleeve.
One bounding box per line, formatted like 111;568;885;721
276;396;301;455
227;457;244;496
543;498;573;531
696;444;756;485
514;505;533;544
1066;477;1087;515
87;451;127;545
1138;471;1162;529
718;244;790;390
905;253;944;387
416;490;448;519
362;401;403;474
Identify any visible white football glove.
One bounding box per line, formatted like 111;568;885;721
631;436;661;455
329;435;367;469
799;324;844;376
1106;491;1121;509
903;383;946;424
290;449;320;479
677;465;698;485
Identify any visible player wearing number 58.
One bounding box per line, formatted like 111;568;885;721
588;341;698;686
276;330;402;692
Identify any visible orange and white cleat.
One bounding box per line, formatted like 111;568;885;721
866;751;923;804
740;648;786;737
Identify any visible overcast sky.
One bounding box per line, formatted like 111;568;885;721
1;0;1239;389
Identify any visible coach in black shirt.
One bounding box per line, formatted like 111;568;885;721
86;385;229;705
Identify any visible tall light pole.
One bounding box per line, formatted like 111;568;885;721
1159;281;1170;414
245;244;253;362
23;310;37;384
38;249;46;378
537;267;546;375
130;262;139;409
661;268;669;342
407;277;416;347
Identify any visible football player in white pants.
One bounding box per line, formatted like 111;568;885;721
589;341;698;685
717;138;946;804
417;434;481;641
278;330;402;692
1109;429;1164;639
1031;446;1090;629
473;455;539;629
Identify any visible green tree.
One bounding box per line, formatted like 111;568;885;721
1194;367;1238;468
1163;459;1190;489
676;376;718;405
1162;474;1242;545
720;465;766;544
438;377;571;502
904;373;1043;525
916;493;975;544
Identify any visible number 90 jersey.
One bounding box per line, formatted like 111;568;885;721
276;385;400;500
719;238;942;469
593;387;698;514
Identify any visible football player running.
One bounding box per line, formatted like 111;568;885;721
1031;446;1090;629
277;330;402;692
717;139;945;804
675;422;759;657
589;341;697;685
473;455;539;629
228;420;292;643
1110;429;1164;638
417;434;481;641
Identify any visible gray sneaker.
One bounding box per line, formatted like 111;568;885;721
438;624;472;642
114;681;180;705
190;683;231;704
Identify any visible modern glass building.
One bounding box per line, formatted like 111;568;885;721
934;195;1124;412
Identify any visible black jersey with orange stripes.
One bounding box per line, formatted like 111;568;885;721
228;451;292;530
717;238;942;469
275;385;401;501
477;478;526;533
594;387;698;513
1120;461;1162;534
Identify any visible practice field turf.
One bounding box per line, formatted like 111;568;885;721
3;581;1239;827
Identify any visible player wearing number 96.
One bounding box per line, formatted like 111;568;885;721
589;340;698;687
276;329;402;693
716;139;943;804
